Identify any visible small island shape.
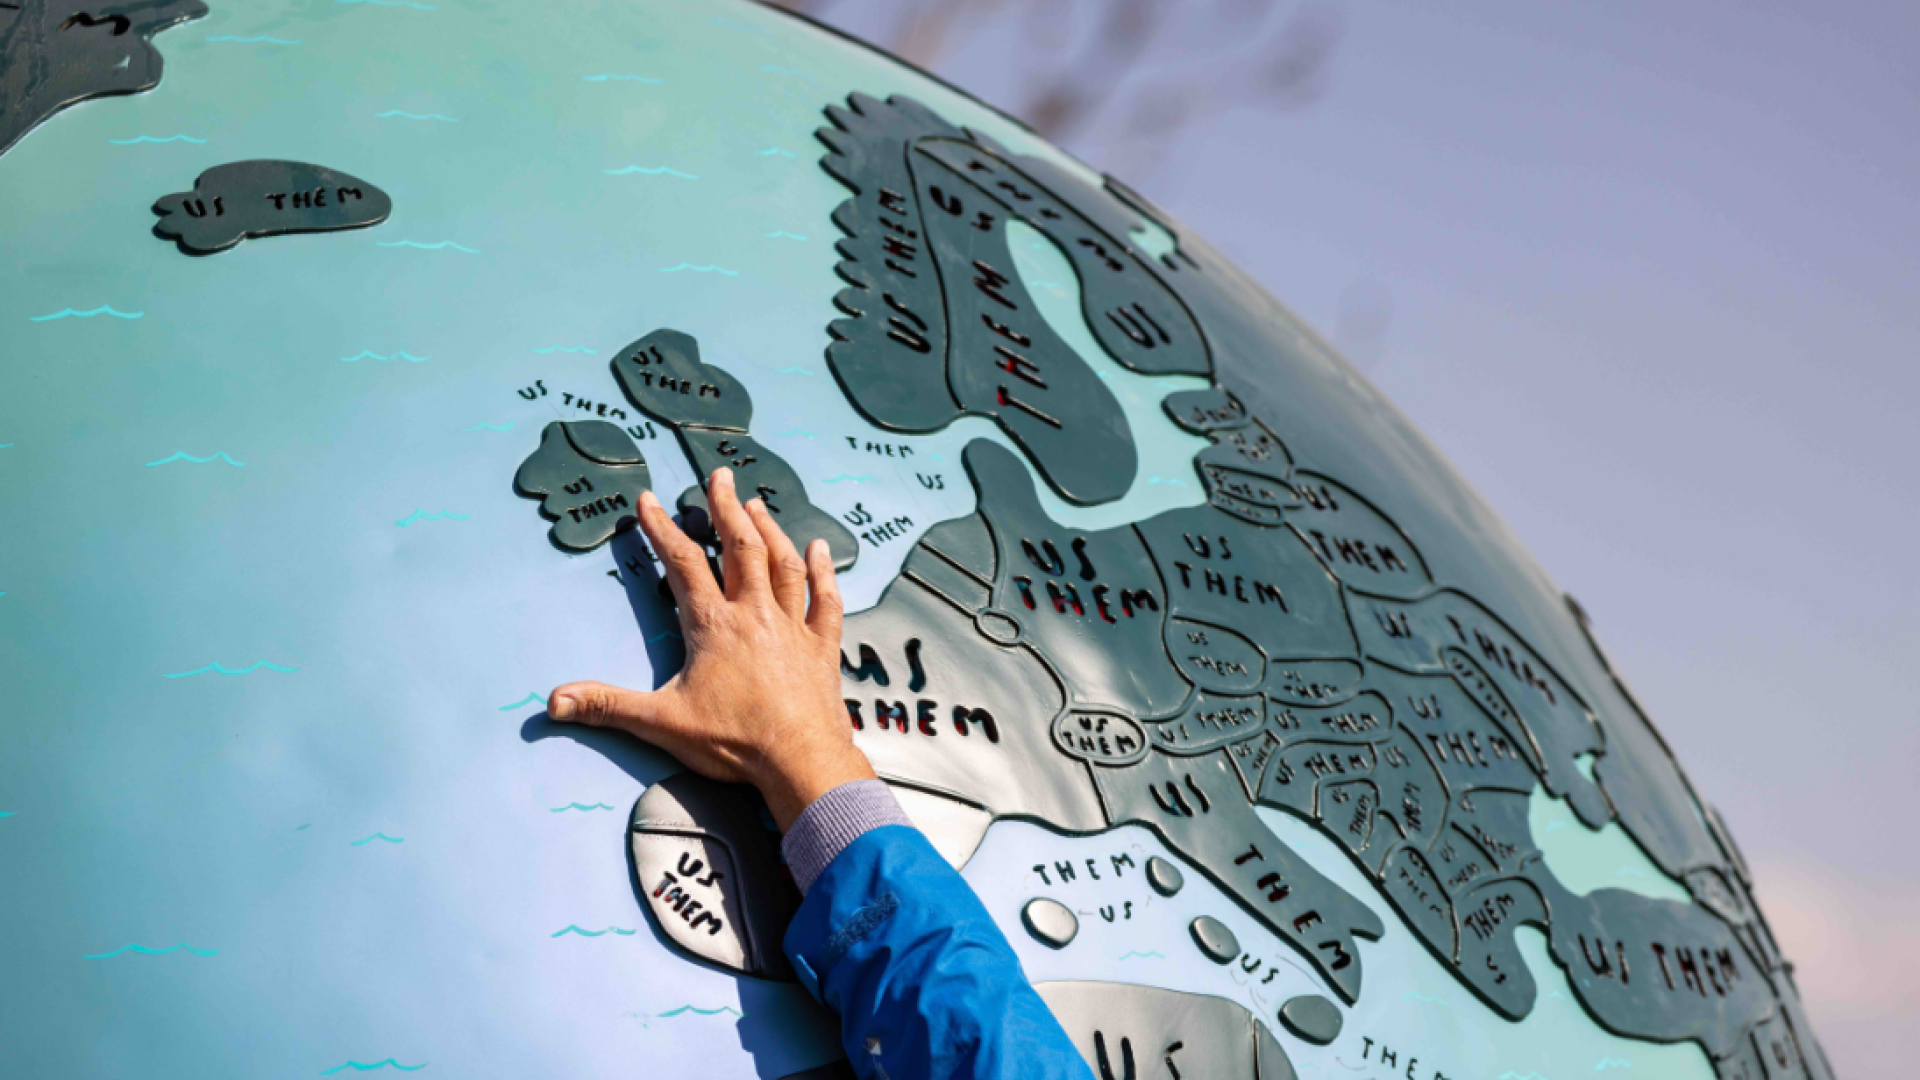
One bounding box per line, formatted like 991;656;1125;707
153;160;391;255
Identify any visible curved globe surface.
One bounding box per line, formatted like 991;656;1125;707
0;3;1829;1079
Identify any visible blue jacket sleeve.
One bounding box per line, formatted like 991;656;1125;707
782;824;1095;1080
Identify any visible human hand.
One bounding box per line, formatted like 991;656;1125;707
547;468;874;831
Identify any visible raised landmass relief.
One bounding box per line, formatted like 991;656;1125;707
502;91;1823;1080
152;161;392;255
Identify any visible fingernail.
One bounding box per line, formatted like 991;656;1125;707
549;694;576;720
639;490;659;510
714;466;732;485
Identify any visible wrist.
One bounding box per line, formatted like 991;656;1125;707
755;740;876;832
778;777;915;894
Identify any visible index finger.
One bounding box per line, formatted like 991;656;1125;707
635;490;722;617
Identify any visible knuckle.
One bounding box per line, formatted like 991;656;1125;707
577;687;614;719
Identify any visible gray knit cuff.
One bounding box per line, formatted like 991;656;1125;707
781;778;913;895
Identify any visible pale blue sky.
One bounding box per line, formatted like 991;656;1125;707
806;1;1918;1071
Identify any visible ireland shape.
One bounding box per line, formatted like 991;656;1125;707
514;421;651;552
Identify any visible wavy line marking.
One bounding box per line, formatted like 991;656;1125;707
376;110;457;122
320;1060;427;1074
498;691;547;711
349;833;403;846
532;345;595;354
757;147;797;158
763;230;807;241
109;134;206;145
1117;950;1164;960
164;661;296;679
207;35;300;43
395;509;470;527
658;1005;741;1018
774;366;813;376
645;631;682;644
145;451;245;467
340;350;428;363
336;0;436;9
583;74;662;84
820;474;873;484
659;263;737;276
1145;475;1188;487
549;803;614;813
0;444;11;449
30;305;143;321
551;925;638;937
1594;1060;1632;1072
84;943;218;959
771;428;816;439
0;811;14;818
759;65;815;81
376;240;478;253
460;422;514;433
604;165;698;179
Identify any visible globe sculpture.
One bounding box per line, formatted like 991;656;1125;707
0;3;1830;1079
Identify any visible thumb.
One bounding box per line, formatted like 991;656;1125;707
548;681;672;735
